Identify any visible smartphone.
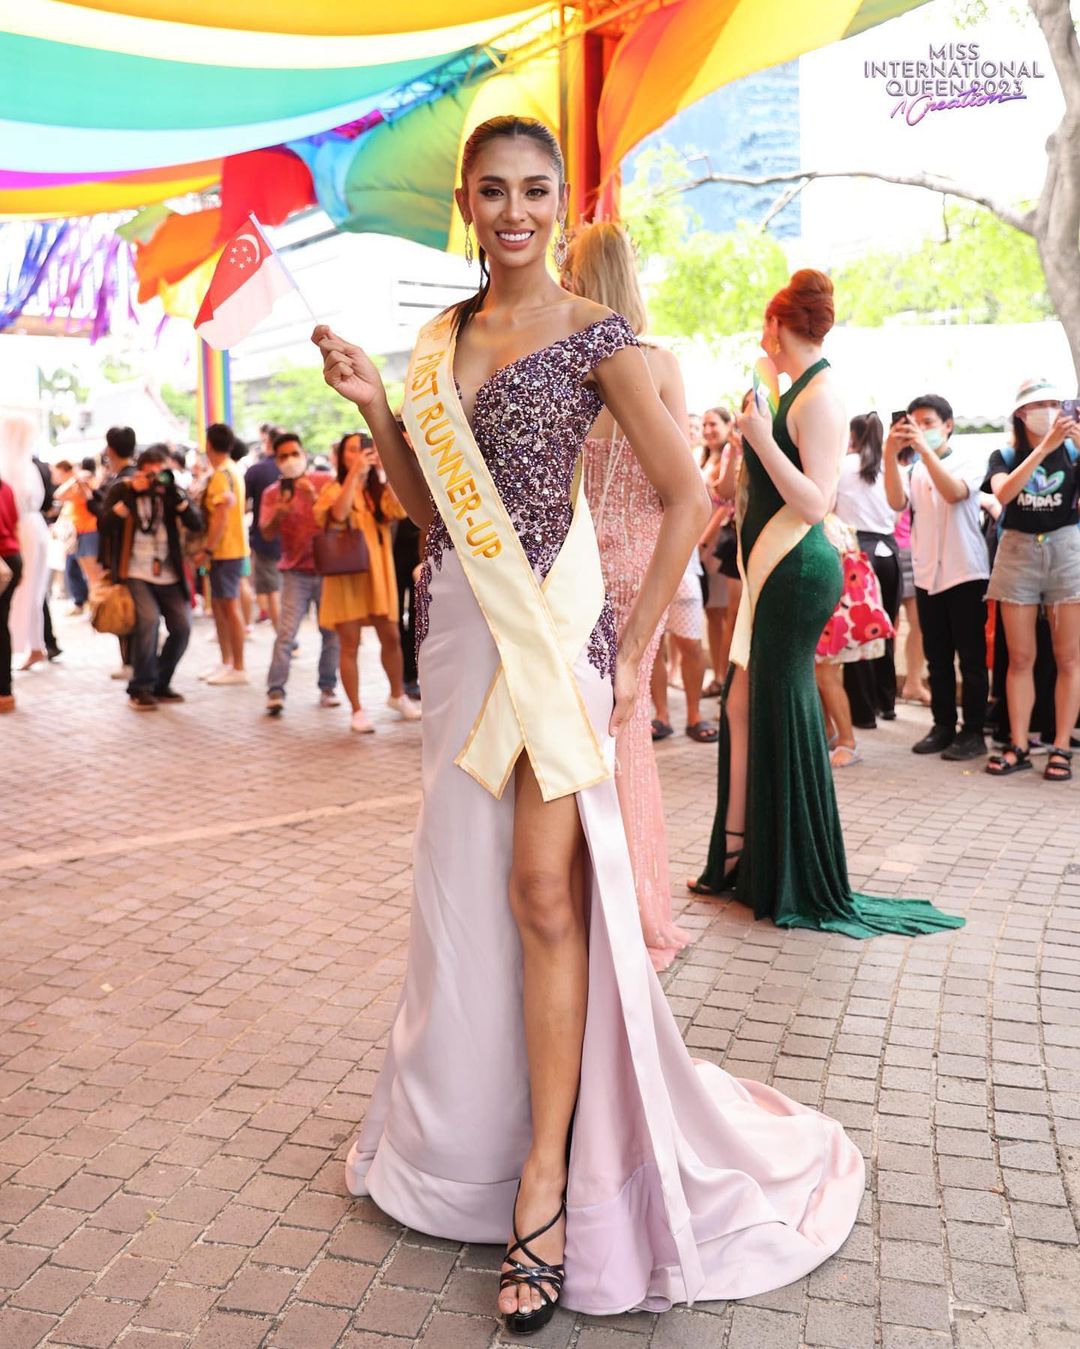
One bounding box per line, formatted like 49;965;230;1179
1063;398;1079;422
891;410;910;426
279;478;295;499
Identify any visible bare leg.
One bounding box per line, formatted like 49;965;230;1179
1049;602;1080;750
816;661;856;761
900;597;930;701
372;617;405;699
223;598;245;671
705;606;726;686
498;753;587;1319
239;576;253;628
338;620;362;712
210;598;233;666
724;664;749;859
716;577;741;680
1001;603;1037;752
266;590;281;632
651;640;670;725
673;635;707;727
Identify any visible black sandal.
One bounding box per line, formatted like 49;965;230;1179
985;744;1033;777
685;721;719;743
499;1187;566;1335
687;831;743;895
1044;748;1073;782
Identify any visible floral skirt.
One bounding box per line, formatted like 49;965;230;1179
816;548;893;664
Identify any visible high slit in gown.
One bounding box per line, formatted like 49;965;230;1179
346;316;866;1314
695;357;965;939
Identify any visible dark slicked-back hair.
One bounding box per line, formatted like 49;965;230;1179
452;116;565;337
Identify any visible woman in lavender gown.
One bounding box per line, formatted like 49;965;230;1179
315;116;864;1333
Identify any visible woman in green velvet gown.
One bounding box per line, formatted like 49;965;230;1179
691;270;963;939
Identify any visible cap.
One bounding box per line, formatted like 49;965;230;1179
1012;376;1065;414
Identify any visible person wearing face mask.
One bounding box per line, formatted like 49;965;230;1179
260;433;341;716
884;393;991;761
983;378;1080;782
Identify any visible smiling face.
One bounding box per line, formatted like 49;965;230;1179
456;135;568;273
702;411;728;451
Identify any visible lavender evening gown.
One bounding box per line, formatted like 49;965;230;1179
346;315;865;1315
583;429;691;972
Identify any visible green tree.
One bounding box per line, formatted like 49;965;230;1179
160;382;196;428
241;360;402;458
832;206;1053;326
101;354;136;383
622;144;789;346
647;223;789;345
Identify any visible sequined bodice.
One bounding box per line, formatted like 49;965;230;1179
416;313;640;678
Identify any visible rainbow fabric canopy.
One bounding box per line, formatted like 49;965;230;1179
0;0;929;333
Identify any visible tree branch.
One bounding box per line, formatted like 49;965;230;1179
759;179;809;232
677;167;1036;235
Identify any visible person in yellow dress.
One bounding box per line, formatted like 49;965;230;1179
313;433;422;733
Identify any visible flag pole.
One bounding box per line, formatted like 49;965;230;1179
250;213;320;326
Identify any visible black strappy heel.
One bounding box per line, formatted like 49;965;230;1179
499;1185;566;1335
687;830;744;895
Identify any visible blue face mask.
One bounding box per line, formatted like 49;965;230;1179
923;428;945;451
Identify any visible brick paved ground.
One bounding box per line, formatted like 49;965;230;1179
1;604;1079;1348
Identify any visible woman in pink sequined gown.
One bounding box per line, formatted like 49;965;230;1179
565;223;692;972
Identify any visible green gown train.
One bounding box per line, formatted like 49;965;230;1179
695;358;964;939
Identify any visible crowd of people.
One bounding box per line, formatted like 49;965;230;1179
654;379;1080;782
0;416;423;733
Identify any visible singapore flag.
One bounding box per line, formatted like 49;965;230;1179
195;215;298;350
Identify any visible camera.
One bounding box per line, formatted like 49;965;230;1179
156;469;174;489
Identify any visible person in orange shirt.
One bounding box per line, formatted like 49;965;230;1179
52;459;102;603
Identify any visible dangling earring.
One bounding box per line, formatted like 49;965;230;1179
553;217;569;270
464;222;474;266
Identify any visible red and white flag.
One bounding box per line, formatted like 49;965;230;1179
194;215;298;350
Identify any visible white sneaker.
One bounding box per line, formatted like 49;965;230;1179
350;709;375;734
387;694;422;722
198;664;229;681
206;667;249;686
110;665;134;681
319;689;341;708
266;690;285;716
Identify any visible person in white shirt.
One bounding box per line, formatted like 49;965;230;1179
884;394;990;761
836;412;900;729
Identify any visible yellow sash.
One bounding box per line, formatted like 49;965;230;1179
729;491;810;670
403;311;611;802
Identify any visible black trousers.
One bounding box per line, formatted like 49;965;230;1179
393;520;421;687
1;553;23;696
915;580;988;733
844;536;901;724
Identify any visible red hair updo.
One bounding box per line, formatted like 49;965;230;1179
765;269;834;343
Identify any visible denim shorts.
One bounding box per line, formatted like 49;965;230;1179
210;557;245;600
75;531;99;559
987;525;1080;606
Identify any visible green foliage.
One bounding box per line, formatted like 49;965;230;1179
240;359;403;458
832;205;1052;326
160;382;196;428
100;354;136;384
648;223;789;344
622;143;788;345
622;145;701;263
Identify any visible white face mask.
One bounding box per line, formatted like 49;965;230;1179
1022;406;1056;440
278;455;306;480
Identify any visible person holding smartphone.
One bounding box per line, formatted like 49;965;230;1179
884;395;991;760
983;377;1080;781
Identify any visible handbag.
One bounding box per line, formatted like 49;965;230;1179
89;579;136;636
0;554;11;598
313;520;370;577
